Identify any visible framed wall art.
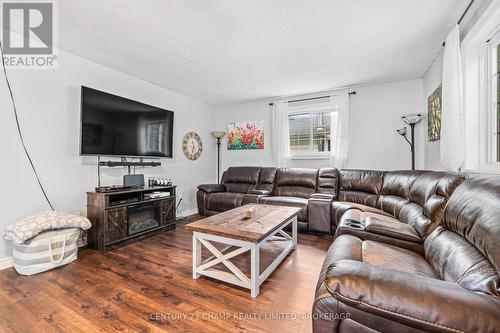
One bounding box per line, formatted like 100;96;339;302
227;121;264;150
428;84;442;142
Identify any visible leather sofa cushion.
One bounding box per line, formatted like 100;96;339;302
441;176;500;276
222;166;260;194
248;189;271;195
224;183;255;194
337;169;384;208
316;167;339;196
331;201;392;227
258;196;308;222
425;226;499;296
422;177;500;296
256;167;277;192
223;166;261;184
326;235;437;278
399;172;466;238
408;172;465;206
275;168;318;187
339;210;422;243
337;191;378;207
274;168;318;198
339;169;386;195
206;192;244;212
380;170;423;198
362;240;438;278
241;190;271;205
376;195;408;218
376;170;423;217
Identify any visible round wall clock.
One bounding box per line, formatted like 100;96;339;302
182;132;203;160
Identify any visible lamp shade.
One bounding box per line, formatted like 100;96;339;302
401;114;423;125
396;127;407;136
211;131;226;139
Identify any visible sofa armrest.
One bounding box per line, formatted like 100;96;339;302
310;193;335;201
324;260;500;333
248;189;271;196
308;196;334;234
197;184;226;193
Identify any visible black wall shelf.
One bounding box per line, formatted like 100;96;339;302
99;161;161;167
96;156;162;187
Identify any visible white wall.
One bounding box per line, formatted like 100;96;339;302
216;79;425;171
215;101;275;170
0;50;217;259
348;79;425;170
423;51;444;170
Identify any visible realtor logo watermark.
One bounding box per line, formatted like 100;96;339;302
1;1;57;68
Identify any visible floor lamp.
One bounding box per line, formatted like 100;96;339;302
396;114;423;170
211;131;226;183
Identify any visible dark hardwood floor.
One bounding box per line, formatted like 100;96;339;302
0;215;333;333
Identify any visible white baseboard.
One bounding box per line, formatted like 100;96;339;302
178;208;198;218
0;256;13;271
0;209;197;272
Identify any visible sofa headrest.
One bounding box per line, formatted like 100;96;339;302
408;172;465;206
339;169;386;195
222;166;261;184
319;167;338;179
317;167;339;195
443;175;500;274
259;167;278;184
381;170;425;198
276;168;318;188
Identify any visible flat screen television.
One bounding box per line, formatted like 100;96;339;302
80;86;174;158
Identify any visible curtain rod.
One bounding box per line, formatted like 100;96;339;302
442;0;475;46
458;0;475;25
269;91;356;106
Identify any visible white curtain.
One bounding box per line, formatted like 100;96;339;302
330;93;350;168
271;101;290;167
441;24;465;171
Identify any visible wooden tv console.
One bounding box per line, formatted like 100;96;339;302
86;186;176;253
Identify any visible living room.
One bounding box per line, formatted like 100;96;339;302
0;1;499;332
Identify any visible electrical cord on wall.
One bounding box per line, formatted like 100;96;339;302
0;40;55;211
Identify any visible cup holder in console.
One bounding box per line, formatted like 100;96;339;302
345;219;364;229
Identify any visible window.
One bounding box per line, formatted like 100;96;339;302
449;5;500;172
286;97;337;157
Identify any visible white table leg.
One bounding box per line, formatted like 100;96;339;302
191;217;297;298
193;232;201;279
250;244;260;298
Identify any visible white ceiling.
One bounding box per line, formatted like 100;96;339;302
58;0;469;106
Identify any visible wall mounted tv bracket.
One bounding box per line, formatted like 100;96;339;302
96;156;161;187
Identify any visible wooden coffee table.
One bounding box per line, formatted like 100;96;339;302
186;204;301;298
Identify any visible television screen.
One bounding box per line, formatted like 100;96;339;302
80;86;174;158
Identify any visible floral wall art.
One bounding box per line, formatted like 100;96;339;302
227;121;264;150
428;84;442;142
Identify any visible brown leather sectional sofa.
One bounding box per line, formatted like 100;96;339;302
197;166;338;233
197;167;500;332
